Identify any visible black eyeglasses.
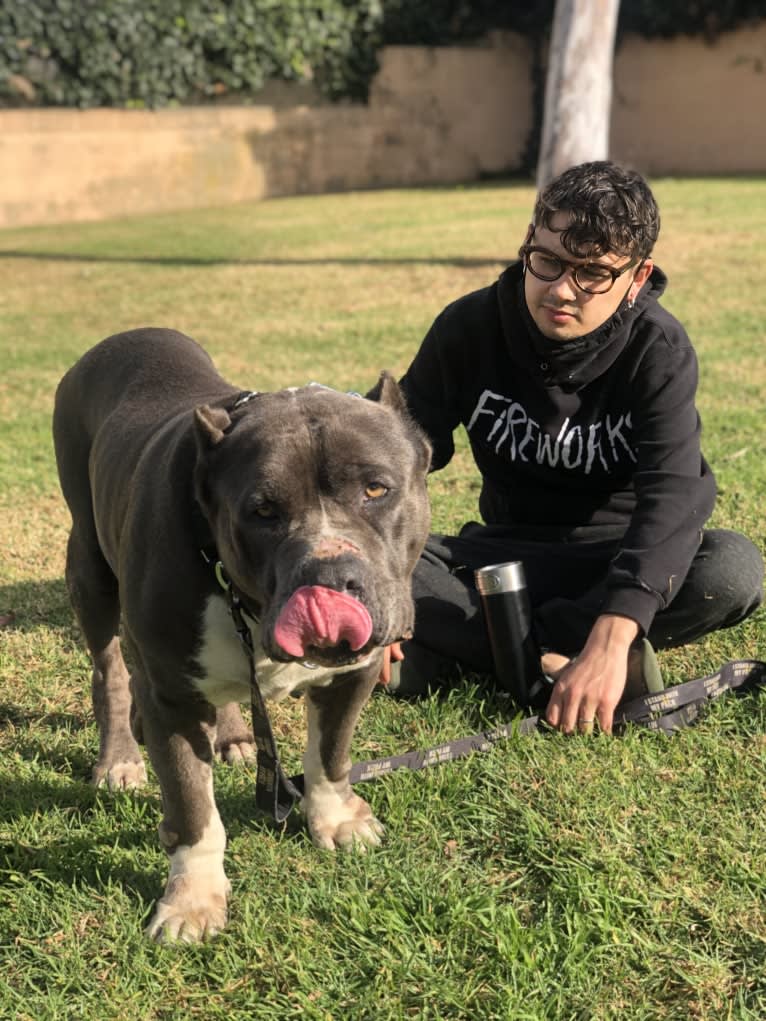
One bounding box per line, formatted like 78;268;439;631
520;244;641;295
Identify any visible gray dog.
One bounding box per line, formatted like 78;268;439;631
53;328;431;941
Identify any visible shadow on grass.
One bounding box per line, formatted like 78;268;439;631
0;768;303;902
0;251;512;269
0;702;85;729
3;714;95;782
0;773;163;899
0;577;74;634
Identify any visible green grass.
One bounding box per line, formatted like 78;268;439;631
1;178;765;1020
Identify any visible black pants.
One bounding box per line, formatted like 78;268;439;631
410;525;764;676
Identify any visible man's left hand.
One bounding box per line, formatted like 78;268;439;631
544;614;640;734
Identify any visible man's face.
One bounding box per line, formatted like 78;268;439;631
522;213;653;342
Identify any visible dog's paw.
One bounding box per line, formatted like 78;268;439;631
215;703;256;766
93;758;148;791
216;739;256;766
145;875;229;943
303;789;385;852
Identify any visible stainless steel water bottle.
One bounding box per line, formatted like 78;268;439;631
475;561;552;709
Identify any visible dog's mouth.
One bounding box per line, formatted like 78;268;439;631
295;641;372;670
272;585;374;665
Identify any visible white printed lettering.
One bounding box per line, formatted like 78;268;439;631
467;391;635;476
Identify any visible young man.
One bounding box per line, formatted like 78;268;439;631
387;161;763;734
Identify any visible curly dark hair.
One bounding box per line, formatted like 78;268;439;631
533;161;661;261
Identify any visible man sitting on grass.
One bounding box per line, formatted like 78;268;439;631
384;160;764;734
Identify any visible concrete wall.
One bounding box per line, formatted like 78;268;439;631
1;24;764;228
611;25;766;174
0;33;532;228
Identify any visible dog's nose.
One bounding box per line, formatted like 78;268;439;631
304;553;368;599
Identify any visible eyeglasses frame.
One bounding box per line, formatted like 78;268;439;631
519;243;643;295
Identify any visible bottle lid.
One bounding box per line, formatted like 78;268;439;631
474;561;527;595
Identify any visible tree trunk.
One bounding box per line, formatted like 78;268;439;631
537;0;620;189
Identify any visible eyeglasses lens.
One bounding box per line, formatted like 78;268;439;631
527;250;615;294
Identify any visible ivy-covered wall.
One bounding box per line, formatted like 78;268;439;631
2;0;764;109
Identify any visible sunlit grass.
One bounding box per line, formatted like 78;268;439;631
1;178;764;1020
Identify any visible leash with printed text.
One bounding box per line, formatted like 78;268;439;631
339;657;766;787
218;570;766;821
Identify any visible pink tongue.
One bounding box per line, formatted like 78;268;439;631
274;586;373;658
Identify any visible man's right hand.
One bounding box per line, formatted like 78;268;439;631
378;642;404;686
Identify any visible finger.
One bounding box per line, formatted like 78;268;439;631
545;684;564;729
378;646;392;685
574;697;599;735
577;716;595;736
559;688;587;735
390;642;404;663
597;700;616;736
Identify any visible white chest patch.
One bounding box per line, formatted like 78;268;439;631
191;594;373;707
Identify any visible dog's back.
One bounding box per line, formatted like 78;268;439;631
54;327;232;445
54;328;237;543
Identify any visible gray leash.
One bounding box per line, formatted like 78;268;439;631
282;650;765;814
332;658;766;789
217;571;766;817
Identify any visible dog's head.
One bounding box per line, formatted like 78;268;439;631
193;375;431;668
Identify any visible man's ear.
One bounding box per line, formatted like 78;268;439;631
629;258;654;303
518;222;535;262
194;405;231;448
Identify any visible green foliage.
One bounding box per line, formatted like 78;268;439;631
619;0;766;39
1;0;764;110
0;0;384;108
378;0;554;45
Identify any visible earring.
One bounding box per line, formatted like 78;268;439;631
626;296;635;310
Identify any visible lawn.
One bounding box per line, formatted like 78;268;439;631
0;177;765;1020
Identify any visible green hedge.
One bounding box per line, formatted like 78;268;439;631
0;0;383;107
1;0;763;109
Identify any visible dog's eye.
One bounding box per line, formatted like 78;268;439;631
364;483;388;501
249;500;277;520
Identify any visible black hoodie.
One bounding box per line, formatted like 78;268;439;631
399;261;716;635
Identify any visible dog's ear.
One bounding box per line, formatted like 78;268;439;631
194;405;231;514
195;405;231;448
366;371;407;414
366;372;432;474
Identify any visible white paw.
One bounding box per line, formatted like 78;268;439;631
145;874;230;943
303;788;385;852
93;759;148;790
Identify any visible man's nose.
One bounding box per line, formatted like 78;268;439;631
547;268;579;302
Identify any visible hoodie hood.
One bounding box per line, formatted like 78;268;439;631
497;261;669;392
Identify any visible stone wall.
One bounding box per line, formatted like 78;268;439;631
1;24;763;228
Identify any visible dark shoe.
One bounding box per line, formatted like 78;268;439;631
622;638;664;702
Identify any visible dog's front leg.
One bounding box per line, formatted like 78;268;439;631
136;679;230;942
301;671;383;851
